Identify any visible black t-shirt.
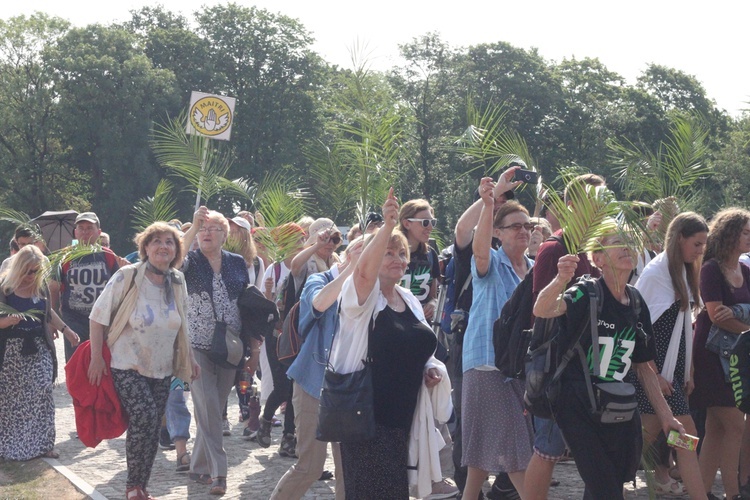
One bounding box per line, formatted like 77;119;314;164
370;305;437;430
561;278;655;382
402;247;440;305
452;236;501;313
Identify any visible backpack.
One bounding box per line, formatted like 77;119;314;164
492;268;536;379
276;270;331;367
438;249;473;347
523;278;643;420
492;235;564;379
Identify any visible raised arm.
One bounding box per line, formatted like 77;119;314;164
291;228;332;276
312;238;364;312
454;166;522;250
533;254;579;318
353;188;399;305
181;206;209;263
472;177;496;277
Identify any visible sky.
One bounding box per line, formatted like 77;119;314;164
5;0;749;117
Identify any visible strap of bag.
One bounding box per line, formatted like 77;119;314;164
327;301;374;373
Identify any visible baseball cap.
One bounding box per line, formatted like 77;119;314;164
75;212;100;225
230;216;252;233
360;212;384;231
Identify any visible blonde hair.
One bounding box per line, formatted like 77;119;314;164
228;220;258;267
206;210;230;235
664;212;708;312
134;222;184;269
1;245;47;298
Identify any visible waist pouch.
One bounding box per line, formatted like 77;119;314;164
591;381;637;424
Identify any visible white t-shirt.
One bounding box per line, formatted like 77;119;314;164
90;274;181;378
262;261;290;298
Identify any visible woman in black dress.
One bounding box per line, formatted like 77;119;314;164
335;189;441;499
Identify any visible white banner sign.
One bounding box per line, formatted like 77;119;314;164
186;91;236;141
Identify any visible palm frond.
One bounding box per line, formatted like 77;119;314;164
41;243;105;284
251;173;310;263
151;114;249;204
543;176;647;256
0;208;42;241
453;99;535;176
610;113;712;207
131;179;179;232
0;303;44;321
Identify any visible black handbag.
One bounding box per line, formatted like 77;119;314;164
206;288;244;370
316;310;376;443
208;320;244;369
316;362;376;443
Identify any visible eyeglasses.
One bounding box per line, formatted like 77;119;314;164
328;235;342;245
198;227;224;233
26;268;39;276
407;218;437;228
498;222;535;232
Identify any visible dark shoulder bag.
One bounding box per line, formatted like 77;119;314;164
207;290;244;370
316;307;376;443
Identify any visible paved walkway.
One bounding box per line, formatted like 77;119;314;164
49;339;722;499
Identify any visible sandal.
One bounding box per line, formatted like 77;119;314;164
210;477;227;496
188;473;212;485
176;452;190;472
653;476;687;497
126;486;145;500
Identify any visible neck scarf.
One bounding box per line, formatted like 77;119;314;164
146;261;174;306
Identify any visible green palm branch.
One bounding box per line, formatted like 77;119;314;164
250;173;310;263
609;114;712;212
131;179;179;232
0;208;42;241
542;174;648;257
151;114;249;204
453;99;536;177
40;243;107;285
0;303;44;321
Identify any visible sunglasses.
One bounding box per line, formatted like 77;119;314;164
498;222;535;232
26;268;39;276
327;235;342;245
407;218;437;228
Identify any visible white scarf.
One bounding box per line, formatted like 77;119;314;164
635;252;694;385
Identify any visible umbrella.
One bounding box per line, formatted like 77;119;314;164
31;210;78;252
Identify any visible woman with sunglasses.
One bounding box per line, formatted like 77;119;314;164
461;180;535;500
398;200;441;323
0;245;76;461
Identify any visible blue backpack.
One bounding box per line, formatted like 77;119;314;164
439;254;472;337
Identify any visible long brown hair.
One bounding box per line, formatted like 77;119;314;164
398;198;433;255
664;212;708;312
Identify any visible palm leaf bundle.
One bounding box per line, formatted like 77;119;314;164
151;114;249;204
131;179;179;232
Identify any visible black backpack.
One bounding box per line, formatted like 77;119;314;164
493;268;536;378
493;235;564;379
523;277;643;420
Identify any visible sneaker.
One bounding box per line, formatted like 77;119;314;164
272;416;282;427
243;426;258;440
425;478;459;499
278;434;298;458
257;417;273;448
222;419;231;437
159;427;175;450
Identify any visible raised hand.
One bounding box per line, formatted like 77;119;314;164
382;187;399;228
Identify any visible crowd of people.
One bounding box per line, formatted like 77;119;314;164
3;165;750;500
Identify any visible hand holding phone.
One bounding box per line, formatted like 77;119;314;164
513;169;538;184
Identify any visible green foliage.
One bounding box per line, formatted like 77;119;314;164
131;179;179;232
609;114;712;212
151;114;249;205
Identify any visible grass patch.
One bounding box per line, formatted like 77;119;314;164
0;458;86;499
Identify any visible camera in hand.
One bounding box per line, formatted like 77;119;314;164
513;169;538;184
